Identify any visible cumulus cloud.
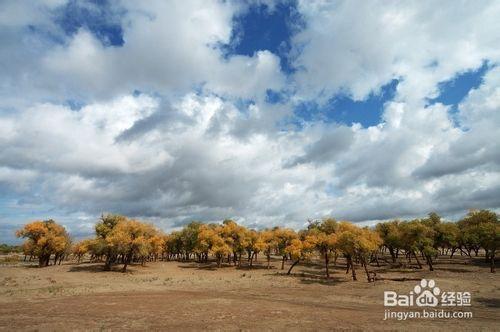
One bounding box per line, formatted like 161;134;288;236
292;0;500;103
1;1;500;241
0;93;332;230
2;0;285;103
413;66;500;179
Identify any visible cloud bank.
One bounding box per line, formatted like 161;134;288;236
0;0;499;241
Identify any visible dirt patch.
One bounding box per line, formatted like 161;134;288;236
0;255;498;330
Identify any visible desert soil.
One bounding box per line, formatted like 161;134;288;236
0;254;498;331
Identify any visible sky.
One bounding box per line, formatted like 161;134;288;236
1;0;500;243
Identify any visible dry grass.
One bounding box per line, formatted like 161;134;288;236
0;254;498;331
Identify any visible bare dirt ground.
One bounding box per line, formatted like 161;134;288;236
0;254;498;331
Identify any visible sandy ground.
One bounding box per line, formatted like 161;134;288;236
0;254;498;331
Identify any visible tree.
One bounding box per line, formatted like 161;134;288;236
356;227;382;281
95;214;126;270
433;222;460;257
335;222;361;281
22;241;36;261
399;220;436;271
259;230;278;269
459;209;499;272
16;219;71;267
422;212;442;227
477;222;500;273
164;231;183;261
220;220;247;266
149;234;166;262
243;229;262;267
178;221;202;261
72;239;93;263
106;220;157;272
195;224;215;263
375;220;402;263
86;238;107;262
285;236;315;275
335;222;381;281
306;230;337;278
273;227;298;270
202;225;232;268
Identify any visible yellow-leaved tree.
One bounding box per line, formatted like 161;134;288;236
306;218;338;278
16;219;71;267
259;229;278;269
220;220;247;266
106;220;157;272
285;235;316;275
274;227;298;270
335;222;381;281
72;239;94;263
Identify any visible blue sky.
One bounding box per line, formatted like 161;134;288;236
56;0;124;46
429;61;491;109
0;1;499;243
223;1;302;73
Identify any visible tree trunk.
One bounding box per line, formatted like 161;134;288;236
389;247;396;263
281;256;286;270
267;254;271;269
425;254;434;271
287;259;300;275
459;248;470;257
39;255;50;267
348;256;357;281
413;251;422;269
122;253;132;272
491;251;496;273
104;258;112;271
362;260;374;282
38;256;45;267
324;251;330;278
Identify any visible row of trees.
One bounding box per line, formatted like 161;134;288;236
15;209;499;279
0;244;22;254
376;210;499;272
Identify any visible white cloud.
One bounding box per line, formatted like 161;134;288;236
292;0;500;104
34;0;286;102
1;1;500;241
